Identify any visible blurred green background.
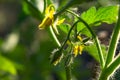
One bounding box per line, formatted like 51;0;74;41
0;0;118;80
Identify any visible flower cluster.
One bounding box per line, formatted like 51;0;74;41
67;36;85;57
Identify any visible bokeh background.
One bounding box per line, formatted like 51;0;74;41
0;0;119;80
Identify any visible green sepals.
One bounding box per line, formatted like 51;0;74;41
50;48;63;66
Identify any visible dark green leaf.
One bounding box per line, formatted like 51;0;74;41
22;0;43;20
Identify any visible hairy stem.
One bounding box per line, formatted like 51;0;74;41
65;65;72;80
60;21;81;80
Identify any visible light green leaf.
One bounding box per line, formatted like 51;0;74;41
81;7;96;25
77;5;118;36
81;5;118;25
0;55;16;75
95;5;118;24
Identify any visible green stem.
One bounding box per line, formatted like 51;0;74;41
106;54;120;78
54;0;84;18
60;21;80;80
60;21;80;51
65;65;72;80
61;21;81;80
48;27;61;47
99;69;109;80
54;0;73;18
43;0;47;13
99;4;120;80
66;10;105;68
99;54;120;80
105;5;120;67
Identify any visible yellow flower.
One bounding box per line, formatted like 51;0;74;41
39;4;55;29
73;36;84;57
73;45;84;57
38;4;65;34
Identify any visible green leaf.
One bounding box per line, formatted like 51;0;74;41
81;5;118;25
81;7;97;25
59;24;71;34
84;44;107;62
95;5;118;24
77;5;118;36
0;55;16;75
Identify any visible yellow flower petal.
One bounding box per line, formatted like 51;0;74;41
38;4;65;32
73;45;79;57
45;4;55;15
39;16;54;29
38;4;55;29
78;45;84;55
